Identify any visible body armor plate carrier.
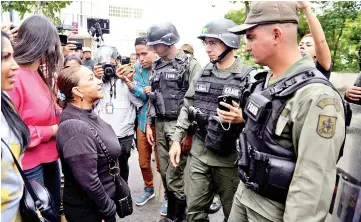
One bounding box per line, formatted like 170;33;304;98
150;55;190;120
189;62;255;155
236;68;351;203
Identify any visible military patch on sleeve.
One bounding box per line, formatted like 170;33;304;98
317;115;337;138
317;98;341;112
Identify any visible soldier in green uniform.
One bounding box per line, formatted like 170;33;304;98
169;19;256;221
221;1;347;221
145;22;201;222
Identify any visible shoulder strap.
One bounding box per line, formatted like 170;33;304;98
266;68;349;161
59;119;116;165
153;57;166;70
253;70;268;82
90;127;116;164
78;122;121;176
1;139;44;210
233;64;257;82
200;62;214;77
269;68;333;97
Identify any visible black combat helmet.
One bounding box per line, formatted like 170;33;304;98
146;22;180;46
198;19;240;49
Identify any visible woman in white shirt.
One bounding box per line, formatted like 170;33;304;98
1;30;30;222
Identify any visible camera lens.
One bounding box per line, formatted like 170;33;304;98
104;67;114;76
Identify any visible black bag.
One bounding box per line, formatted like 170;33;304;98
1;139;59;222
90;128;133;218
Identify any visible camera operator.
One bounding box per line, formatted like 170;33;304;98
93;46;144;183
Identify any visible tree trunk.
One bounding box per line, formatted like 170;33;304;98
358;44;361;72
245;1;250;14
332;21;345;62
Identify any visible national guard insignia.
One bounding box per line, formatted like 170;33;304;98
202;24;211;33
317;115;337;138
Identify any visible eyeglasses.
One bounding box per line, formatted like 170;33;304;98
202;40;221;48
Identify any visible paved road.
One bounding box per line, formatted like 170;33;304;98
117;149;224;222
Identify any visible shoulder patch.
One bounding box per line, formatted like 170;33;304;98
317;115;337;138
317;98;341;112
280;108;290;117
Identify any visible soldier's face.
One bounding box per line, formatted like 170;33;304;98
135;44;156;69
245;26;275;66
203;37;226;61
152;44;169;58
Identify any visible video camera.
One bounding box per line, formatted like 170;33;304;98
57;24;74;46
87;18;110;38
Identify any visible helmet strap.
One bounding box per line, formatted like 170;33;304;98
166;45;176;61
211;47;233;64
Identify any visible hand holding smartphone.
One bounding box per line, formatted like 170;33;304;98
218;95;233;112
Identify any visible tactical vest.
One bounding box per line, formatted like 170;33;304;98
150;55;190;120
192;62;255;155
236;68;350;203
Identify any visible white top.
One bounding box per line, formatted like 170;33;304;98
95;78;144;138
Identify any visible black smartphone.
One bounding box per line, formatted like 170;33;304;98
59;34;68;46
75;42;83;50
218;95;233;111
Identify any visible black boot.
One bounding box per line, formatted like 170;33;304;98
174;197;187;222
159;192;176;222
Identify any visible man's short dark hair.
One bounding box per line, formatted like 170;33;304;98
135;36;147;46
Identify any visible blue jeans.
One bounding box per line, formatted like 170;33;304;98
24;160;61;214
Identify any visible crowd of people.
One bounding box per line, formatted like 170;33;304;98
1;1;361;222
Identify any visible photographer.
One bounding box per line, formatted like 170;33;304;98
93;46;143;183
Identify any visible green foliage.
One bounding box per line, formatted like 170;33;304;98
317;1;361;72
224;1;361;72
224;5;263;69
1;1;71;26
224;8;247;25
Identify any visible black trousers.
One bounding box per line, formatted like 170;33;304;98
118;135;133;183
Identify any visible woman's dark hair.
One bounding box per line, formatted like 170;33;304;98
1;32;30;151
64;55;82;67
57;66;82;108
1;93;31;152
303;33;313;38
1;93;30;151
135;36;147;46
13;15;63;88
1;31;9;53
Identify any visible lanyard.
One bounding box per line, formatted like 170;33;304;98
109;78;117;101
